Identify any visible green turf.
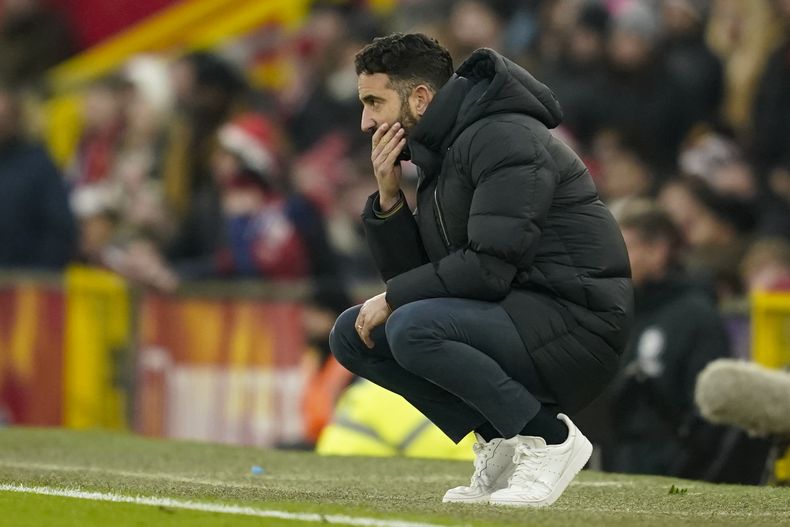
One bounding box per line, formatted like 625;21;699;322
1;427;789;527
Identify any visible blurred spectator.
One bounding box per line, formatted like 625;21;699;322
325;156;381;284
281;6;379;155
706;0;783;135
658;177;751;300
606;201;730;478
662;0;723;127
0;85;75;268
445;0;508;59
0;0;75;88
595;3;692;175
740;238;790;292
111;56;173;245
528;0;585;70
592;131;654;205
69;76;129;187
539;0;610;146
751;0;790;173
768;160;790;205
69;184;119;265
679;130;790;239
67;62;174;267
164;112;308;283
162;52;248;219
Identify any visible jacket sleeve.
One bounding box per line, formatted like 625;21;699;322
361;190;429;282
386;122;556;309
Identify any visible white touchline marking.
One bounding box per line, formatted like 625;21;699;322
0;460;260;489
571;481;632;487
0;484;454;527
0;459;631;489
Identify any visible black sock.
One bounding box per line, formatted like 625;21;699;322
474;422;502;442
518;406;567;445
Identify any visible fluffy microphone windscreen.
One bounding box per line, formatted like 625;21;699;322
695;359;790;437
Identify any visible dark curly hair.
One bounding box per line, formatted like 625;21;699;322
354;33;454;98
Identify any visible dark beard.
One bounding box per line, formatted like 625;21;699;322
399;99;419;132
396;101;417;161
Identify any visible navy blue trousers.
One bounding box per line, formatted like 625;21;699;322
329;297;554;443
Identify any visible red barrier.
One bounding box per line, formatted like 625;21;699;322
0;284;65;426
135;293;307;446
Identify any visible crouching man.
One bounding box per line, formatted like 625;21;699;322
330;33;632;507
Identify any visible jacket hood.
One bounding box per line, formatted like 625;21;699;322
410;48;563;160
454;48;563;131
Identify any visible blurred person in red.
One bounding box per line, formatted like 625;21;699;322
162;113;308;283
69;75;129;187
66;62;175;270
0;84;75;269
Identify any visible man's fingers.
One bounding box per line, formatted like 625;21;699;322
361;327;374;349
383;138;407;166
372;122;400;152
371;123;389;148
356;319;374;349
373;128;405;166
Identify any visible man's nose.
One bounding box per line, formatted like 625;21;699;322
360;108;376;133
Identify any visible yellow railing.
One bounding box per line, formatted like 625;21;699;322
751;291;790;369
64;266;131;430
750;291;790;482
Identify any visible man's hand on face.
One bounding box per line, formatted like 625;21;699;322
371;122;406;210
354;292;392;349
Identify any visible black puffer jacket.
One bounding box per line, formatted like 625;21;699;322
362;49;632;412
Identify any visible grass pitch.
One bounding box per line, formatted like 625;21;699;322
1;428;788;527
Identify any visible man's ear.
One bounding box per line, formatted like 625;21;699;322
411;84;434;116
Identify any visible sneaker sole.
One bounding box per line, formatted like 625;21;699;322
490;434;593;508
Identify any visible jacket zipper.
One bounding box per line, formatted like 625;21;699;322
433;187;451;249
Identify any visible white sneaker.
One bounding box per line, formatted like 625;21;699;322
490;414;592;508
442;433;516;503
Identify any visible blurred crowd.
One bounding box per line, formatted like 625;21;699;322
1;0;789;478
1;0;789;297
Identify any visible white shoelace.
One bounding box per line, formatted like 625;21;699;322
508;443;549;492
469;441;496;487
